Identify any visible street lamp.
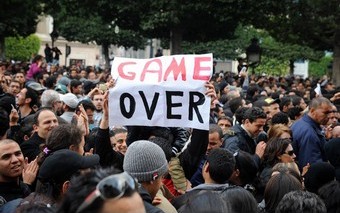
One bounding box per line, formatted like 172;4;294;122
246;38;261;74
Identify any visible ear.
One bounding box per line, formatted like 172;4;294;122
204;162;210;173
69;144;76;152
244;118;250;125
25;97;32;104
33;124;38;132
62;180;70;195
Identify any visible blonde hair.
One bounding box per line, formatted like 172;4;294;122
268;124;292;139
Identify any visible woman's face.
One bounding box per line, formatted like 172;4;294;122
279;144;296;163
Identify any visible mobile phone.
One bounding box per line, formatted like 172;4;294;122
99;83;108;92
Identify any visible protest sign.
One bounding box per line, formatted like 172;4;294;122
109;53;213;130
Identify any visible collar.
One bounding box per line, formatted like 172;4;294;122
240;124;254;139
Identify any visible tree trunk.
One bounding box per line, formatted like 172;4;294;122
170;27;183;55
289;59;295;76
332;29;340;87
102;42;110;69
0;36;5;61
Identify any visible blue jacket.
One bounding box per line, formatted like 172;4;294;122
291;114;327;169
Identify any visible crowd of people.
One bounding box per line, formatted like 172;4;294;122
0;54;340;213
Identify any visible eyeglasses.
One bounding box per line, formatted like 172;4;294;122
76;172;138;213
284;150;295;156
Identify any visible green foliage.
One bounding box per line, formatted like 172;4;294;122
0;0;43;59
254;56;290;76
0;0;43;38
5;35;40;61
309;55;333;78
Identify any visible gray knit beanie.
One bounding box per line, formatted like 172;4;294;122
123;140;168;182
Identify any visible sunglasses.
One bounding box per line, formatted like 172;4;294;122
285;150;295;156
76;172;138;213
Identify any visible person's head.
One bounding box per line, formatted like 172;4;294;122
70;79;83;95
264;172;303;213
33;109;59;139
8;80;21;96
308;97;333;125
279;96;293;113
253;99;271;121
69;69;78;79
318;180;340;213
228;97;245;114
324;138;340;170
123;140;168;199
40;90;62;113
148;136;172;162
243;107;267;137
14;72;25;86
36;149;100;202
234;106;250;124
203;148;235;184
271;112;290;126
263;138;295;167
32;55;44;64
60;93;79;112
92;93;103;111
109;128;128;155
0;139;25;182
78;100;96;127
326;105;338;127
207;124;223;155
15;192;55;213
264;97;281;118
221;186;258;213
267;124;292;140
291;95;305;108
332;126;340;138
88;71;97;80
58;167;145;213
16;87;38;108
276;190;327;213
229;150;258;186
287;106;303;121
304;162;335;194
44;124;84;157
217;116;232;134
271;162;302;184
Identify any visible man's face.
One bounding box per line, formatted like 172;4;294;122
34;110;59;139
270;103;280;117
86;109;94;124
262;106;272;122
244;118;266;137
299;99;307;110
70;70;78;78
0;142;24;182
72;85;83;95
217;119;231;135
111;132;128;155
16;88;27;106
310;103;333;125
9;82;20;96
207;132;222;155
93;94;104;111
15;73;25;84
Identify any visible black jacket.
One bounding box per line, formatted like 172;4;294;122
95;127;124;171
20;132;45;162
179;129;209;180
